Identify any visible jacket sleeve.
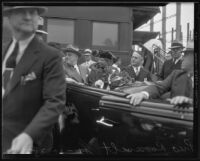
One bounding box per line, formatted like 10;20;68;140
157;62;165;80
145;70;175;99
24;51;66;141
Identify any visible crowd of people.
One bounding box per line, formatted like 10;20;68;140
2;5;194;155
60;39;193;107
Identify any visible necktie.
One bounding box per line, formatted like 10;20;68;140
3;42;19;90
6;41;19;68
135;67;139;76
74;65;80;74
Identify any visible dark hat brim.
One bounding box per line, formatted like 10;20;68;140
3;6;48;16
169;46;184;49
62;48;81;57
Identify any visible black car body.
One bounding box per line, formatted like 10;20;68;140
57;82;193;156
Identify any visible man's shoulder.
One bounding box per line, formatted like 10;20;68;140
171;69;187;77
164;59;173;64
141;67;150;74
123;65;132;70
37;39;61;58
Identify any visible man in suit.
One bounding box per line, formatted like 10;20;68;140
2;6;66;154
158;40;184;80
80;48;96;73
62;45;89;84
127;40;194;106
123;51;152;82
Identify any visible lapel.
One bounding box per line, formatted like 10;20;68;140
79;65;86;83
126;65;136;78
4;36;40;97
2;40;13;62
65;64;83;83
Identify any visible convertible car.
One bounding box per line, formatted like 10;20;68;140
53;82;193;157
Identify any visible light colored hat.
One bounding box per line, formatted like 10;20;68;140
183;40;194;53
3;6;48;16
84;49;92;55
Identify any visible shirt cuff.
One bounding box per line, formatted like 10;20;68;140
141;91;149;99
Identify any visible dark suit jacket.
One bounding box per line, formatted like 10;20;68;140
64;63;89;84
2;36;66;152
145;70;193;99
123;65;152;82
159;58;182;80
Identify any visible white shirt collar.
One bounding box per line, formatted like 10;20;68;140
132;66;141;71
173;56;182;64
18;34;35;50
14;34;35;64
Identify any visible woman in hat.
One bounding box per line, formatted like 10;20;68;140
87;51;116;89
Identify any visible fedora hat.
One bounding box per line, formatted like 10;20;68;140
3;6;48;16
183;40;194;53
62;44;81;57
169;40;184;49
84;49;92;56
36;25;48;35
99;51;116;61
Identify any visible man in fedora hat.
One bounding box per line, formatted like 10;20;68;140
158;40;184;80
35;17;48;41
123;51;153;82
2;6;66;154
62;44;89;84
127;40;194;106
80;48;96;73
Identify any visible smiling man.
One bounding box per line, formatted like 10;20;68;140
2;6;66;154
123;51;152;82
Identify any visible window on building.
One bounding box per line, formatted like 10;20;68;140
92;22;118;49
47;18;74;44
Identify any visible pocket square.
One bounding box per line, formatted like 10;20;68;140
21;72;37;85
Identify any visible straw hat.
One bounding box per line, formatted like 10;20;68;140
3;6;48;16
84;49;92;56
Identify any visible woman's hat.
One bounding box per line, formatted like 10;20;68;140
3;6;48;16
99;51;116;61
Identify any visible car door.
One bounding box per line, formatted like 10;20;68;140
93;95;193;156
